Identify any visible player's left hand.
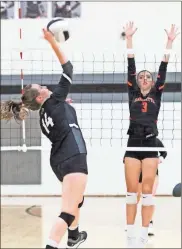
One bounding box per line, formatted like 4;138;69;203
164;24;180;41
66;98;73;104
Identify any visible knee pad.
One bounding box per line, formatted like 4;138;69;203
59;212;75;227
126;192;138;204
142;194;154;206
78;196;84;208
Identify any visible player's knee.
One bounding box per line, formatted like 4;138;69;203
142;194;154;206
78;196;84;208
59;212;75;227
142;181;153;193
127;184;138;193
126;192;138;204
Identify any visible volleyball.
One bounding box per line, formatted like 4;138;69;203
47;18;70;43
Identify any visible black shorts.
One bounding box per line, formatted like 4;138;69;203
124;136;158;161
51;153;88;182
139;169;159;183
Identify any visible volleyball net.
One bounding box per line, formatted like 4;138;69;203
1;50;181;152
1;49;181;193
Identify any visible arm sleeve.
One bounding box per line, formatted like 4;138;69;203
155;61;168;96
52;61;73;101
127;57;137;105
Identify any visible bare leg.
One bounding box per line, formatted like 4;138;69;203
46;173;87;248
124;157;141;247
141;159;158;227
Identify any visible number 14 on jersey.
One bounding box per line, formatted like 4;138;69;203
42;113;54;134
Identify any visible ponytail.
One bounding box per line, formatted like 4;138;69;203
0;101;29;122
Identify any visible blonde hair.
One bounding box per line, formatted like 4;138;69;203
0;100;29;122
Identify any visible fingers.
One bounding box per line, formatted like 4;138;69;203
164;29;168;35
42;28;46;33
130;21;134;28
134;27;138;33
124;21;136;30
170;24;178;33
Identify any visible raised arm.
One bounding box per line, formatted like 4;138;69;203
43;28;73;101
123;22;138;104
155;24;179;92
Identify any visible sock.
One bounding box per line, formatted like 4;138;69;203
140;226;148;240
127;224;135;238
46;239;59;249
68;226;79;240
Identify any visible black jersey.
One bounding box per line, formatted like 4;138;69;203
39;61;87;166
127;57;168;138
156;138;167;159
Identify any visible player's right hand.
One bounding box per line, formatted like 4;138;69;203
42;28;55;43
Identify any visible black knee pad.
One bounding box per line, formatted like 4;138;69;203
59;212;75;227
78;196;84;208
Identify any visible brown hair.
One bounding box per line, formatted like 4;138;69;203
21;84;41;111
1;85;42;123
0;100;29;122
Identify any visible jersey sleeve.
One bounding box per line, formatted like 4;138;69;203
52;60;73;101
155;61;168;96
127;57;137;105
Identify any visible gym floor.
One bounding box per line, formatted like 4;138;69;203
1;197;181;248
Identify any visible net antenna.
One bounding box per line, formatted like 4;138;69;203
18;1;27;152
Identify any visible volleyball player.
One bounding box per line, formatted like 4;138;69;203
123;22;179;248
1;28;88;249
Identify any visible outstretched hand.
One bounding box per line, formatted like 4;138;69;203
42;28;55;43
123;21;138;39
165;24;180;42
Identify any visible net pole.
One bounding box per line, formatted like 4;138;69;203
18;1;27;152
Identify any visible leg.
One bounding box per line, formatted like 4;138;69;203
46;173;87;249
69;208;80;229
125;157;142;224
67;197;87;248
124;157;142;247
137;174;142;204
141;158;158;227
69;196;84;229
151;174;159;221
137;158;158;247
148;175;159;236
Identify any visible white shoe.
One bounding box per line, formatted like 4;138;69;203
148;221;154;236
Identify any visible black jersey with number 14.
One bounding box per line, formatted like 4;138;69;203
127;57;168;138
39;61;87;167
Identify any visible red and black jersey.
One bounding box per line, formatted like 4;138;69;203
127;57;168;138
